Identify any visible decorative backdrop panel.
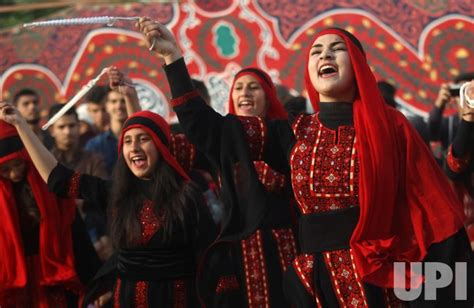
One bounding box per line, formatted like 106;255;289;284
0;0;472;121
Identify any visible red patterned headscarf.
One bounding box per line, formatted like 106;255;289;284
0;120;79;291
119;110;190;180
304;28;464;287
228;67;288;120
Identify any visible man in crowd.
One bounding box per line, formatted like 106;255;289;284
85;85;110;134
12;88;53;148
85;82;139;174
48;104;113;261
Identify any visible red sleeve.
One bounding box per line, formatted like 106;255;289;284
446;145;471;173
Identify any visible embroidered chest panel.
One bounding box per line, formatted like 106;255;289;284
290;114;359;214
139;200;161;245
238;116;266;161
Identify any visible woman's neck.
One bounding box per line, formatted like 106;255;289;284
319;86;356;103
135;177;154;200
318;102;354;130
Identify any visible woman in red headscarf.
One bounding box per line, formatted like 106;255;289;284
0;103;217;307
200;67;298;307
280;28;471;307
138;18;472;307
0;120;82;307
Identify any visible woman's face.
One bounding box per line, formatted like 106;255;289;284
0;159;26;183
122;128;159;180
307;34;356;102
231;74;267;117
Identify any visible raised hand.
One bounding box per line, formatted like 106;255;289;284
434;83;452;109
107;66;141;115
136;17;182;64
0;101;58;183
107;66;136;97
0;101;24;127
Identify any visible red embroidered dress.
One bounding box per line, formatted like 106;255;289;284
285;112;401;307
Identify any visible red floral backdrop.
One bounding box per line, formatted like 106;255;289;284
0;0;472;121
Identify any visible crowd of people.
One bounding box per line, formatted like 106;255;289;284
0;17;473;307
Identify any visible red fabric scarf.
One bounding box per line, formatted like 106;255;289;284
0;122;79;292
118;110;190;181
304;28;465;287
228;67;288;120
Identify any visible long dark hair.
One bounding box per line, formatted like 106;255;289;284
108;154;200;248
13;179;41;228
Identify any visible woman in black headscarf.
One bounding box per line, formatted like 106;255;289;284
0;101;216;307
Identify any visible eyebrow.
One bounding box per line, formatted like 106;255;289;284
311;41;346;49
234;81;261;86
125;133;149;139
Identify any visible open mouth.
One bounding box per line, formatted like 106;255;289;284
318;64;338;78
238;100;254;110
131;156;147;168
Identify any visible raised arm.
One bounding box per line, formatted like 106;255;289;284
0;102;56;182
136;17;225;161
428;83;451;141
0;102;110;209
136;17;182;66
107;66;141;116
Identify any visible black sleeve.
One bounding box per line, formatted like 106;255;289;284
263;119;295;174
428;106;444;141
194;195;218;258
194;150;214;175
451;120;474;158
48;163;110;212
443;120;474;180
164;58;226;163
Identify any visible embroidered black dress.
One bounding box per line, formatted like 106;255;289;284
278;105;473;307
47;163;216;307
211;117;298;308
279;105;404;307
165;59;298;308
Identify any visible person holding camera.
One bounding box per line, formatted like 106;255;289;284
428;72;474;163
445;80;474;250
